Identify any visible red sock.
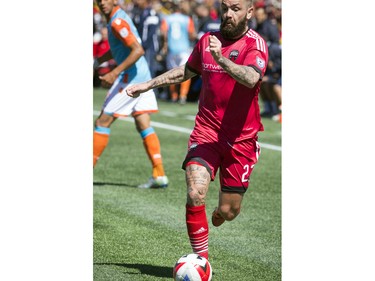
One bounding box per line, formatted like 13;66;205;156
186;204;209;259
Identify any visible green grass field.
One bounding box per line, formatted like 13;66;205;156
93;87;281;281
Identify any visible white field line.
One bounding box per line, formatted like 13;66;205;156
160;111;196;121
159;111;177;117
93;110;281;151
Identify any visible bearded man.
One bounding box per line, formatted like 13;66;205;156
126;0;269;259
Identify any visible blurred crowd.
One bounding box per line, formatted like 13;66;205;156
93;0;282;121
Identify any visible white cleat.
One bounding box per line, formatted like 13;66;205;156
138;176;169;189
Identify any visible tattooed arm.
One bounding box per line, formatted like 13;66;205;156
126;64;197;98
209;35;260;88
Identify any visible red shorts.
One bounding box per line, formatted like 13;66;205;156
182;136;261;193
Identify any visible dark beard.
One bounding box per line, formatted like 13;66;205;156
220;16;248;40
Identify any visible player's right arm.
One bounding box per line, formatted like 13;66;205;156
209;35;261;88
126;64;197;98
99;18;145;88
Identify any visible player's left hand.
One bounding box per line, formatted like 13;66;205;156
209;35;223;62
99;71;118;88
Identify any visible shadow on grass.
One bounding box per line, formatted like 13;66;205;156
94;262;172;278
93;181;138;188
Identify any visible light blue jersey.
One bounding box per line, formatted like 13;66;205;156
161;12;194;55
107;6;152;84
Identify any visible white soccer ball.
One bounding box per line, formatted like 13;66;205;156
173;253;213;281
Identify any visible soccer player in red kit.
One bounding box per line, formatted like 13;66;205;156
126;0;268;259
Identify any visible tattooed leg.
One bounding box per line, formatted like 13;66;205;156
185;164;211;206
185;163;211;259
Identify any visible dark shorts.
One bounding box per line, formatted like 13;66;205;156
182;136;261;193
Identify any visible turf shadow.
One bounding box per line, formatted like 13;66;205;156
93;181;138;188
94;262;172;278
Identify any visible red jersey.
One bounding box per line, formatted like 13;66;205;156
187;29;268;143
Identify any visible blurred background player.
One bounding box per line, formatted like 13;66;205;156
160;0;196;104
262;40;281;122
194;3;221;41
189;2;221;101
93;0;168;188
131;0;163;79
252;2;280;119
